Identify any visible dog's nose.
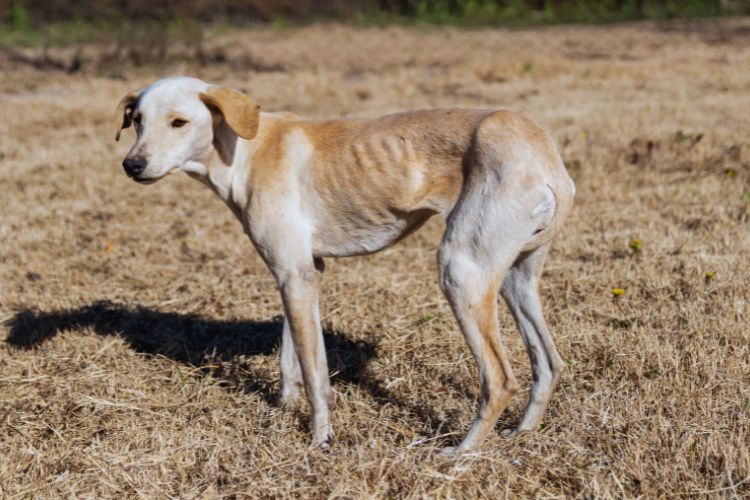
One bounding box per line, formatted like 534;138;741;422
122;156;147;177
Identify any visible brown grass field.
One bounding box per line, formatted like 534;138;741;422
1;18;749;498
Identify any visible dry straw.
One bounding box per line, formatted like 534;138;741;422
1;18;749;497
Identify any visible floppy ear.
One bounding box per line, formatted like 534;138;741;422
199;87;260;140
114;91;139;141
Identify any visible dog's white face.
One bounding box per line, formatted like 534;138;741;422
115;76;260;184
117;77;215;183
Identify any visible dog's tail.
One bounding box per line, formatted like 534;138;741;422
544;161;576;241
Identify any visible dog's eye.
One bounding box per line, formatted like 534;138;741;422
171;118;188;128
133;114;142;126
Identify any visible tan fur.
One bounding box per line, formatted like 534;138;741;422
117;77;575;454
233;109;573;258
200;87;261;140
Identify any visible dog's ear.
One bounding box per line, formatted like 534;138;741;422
114;91;140;141
199;87;260;140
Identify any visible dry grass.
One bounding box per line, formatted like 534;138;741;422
1;18;749;498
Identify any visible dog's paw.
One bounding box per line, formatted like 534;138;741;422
501;428;519;438
502;425;535;438
278;391;301;409
438;446;462;458
311;432;334;452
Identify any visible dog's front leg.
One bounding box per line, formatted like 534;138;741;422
277;263;333;448
279;317;303;407
279;257;326;408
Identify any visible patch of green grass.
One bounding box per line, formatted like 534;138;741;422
8;2;30;30
0;16;203;49
0;0;747;49
355;0;743;27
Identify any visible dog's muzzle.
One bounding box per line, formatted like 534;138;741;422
122;156;147;179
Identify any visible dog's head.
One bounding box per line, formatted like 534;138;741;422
115;77;260;183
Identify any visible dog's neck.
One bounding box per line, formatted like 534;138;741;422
187;127;254;220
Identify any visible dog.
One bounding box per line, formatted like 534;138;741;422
115;76;575;455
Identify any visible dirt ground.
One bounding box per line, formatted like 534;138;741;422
1;18;749;498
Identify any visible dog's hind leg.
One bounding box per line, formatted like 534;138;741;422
437;186;538;455
436;114;568;453
500;244;564;436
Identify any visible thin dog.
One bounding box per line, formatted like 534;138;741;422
115;76;575;455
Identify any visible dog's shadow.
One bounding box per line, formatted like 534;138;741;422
4;301;376;402
3;300;452;437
